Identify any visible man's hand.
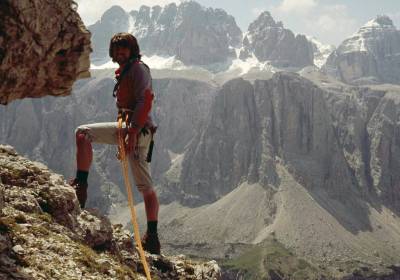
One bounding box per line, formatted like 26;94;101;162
126;128;138;154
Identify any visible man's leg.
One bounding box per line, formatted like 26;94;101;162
129;132;161;254
142;188;159;221
138;187;160;255
76;131;93;172
71;130;92;208
142;188;159;239
72;123;120;208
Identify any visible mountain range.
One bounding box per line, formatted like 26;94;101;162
89;1;317;71
89;2;400;88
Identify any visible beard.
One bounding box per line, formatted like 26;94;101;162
115;55;130;65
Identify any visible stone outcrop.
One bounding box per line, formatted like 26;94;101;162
89;1;242;66
0;145;221;279
240;11;314;68
323;15;400;85
0;0;91;105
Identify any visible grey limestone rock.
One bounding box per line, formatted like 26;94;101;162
240;11;314;68
0;0;91;104
169;73;353;206
323;15;400;85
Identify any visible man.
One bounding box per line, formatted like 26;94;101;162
70;33;160;255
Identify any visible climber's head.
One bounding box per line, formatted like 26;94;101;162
109;33;141;64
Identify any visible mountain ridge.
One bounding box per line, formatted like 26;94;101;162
88;1;400;89
89;1;321;70
323;15;400;85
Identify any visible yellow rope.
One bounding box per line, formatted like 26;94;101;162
117;116;152;280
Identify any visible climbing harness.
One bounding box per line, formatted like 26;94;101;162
117;112;152;280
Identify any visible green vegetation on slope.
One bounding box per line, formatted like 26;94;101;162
221;237;321;280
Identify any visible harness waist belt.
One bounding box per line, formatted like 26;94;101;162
118;108;134;113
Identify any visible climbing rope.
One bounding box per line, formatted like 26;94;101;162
117;114;152;280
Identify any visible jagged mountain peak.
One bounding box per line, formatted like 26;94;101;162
306;36;336;68
337;15;399;54
241;10;313;67
101;5;127;21
180;0;204;10
323;14;400;85
150;5;162;20
363;15;395;28
249;11;283;30
89;0;242;66
137;5;151;17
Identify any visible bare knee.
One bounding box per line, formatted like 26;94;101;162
75;129;91;146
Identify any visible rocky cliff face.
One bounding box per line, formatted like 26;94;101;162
0;145;221;279
165;73;350;206
321;83;400;211
89;1;242;66
239;11;314;68
0;0;91;105
148;71;400;279
307;36;336;68
164;72;400;213
323;15;400;85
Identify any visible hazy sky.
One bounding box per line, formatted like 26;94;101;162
75;0;400;46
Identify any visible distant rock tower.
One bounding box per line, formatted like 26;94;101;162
323;15;400;85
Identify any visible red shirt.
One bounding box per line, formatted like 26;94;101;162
115;61;154;129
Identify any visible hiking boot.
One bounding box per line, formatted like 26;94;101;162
69;178;88;208
141;232;160;255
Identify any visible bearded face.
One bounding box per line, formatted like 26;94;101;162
113;46;131;65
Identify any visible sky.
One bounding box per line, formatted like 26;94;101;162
75;0;400;47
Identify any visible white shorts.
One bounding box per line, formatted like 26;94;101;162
75;122;153;192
